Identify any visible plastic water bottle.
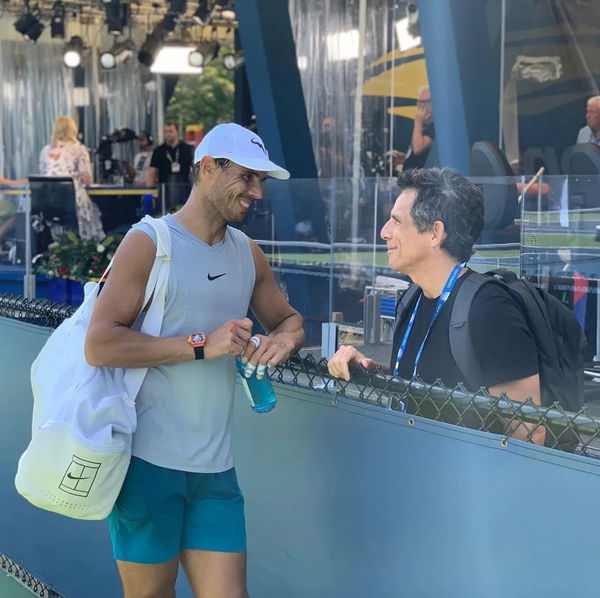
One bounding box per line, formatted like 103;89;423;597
142;193;154;215
235;358;277;413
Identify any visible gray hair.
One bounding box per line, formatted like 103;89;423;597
396;167;484;263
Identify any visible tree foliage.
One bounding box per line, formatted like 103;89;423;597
165;60;235;132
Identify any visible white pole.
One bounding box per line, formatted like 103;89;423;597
351;0;367;251
156;75;165;141
498;0;506;151
91;45;101;149
388;3;398;178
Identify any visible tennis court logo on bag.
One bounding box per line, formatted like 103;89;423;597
59;455;101;497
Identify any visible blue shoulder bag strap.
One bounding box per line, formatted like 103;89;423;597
448;271;493;389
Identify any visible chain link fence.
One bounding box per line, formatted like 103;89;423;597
0;553;62;597
3;293;600;457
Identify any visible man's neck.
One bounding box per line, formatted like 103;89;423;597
173;192;227;246
408;256;463;299
167;139;179;148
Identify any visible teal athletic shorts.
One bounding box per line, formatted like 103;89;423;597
108;457;246;564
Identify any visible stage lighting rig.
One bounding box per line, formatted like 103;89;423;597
14;2;45;43
406;2;421;37
223;50;244;70
138;29;164;67
168;0;187;14
63;35;85;68
188;39;220;67
219;1;235;21
104;0;130;36
159;12;179;33
50;1;65;39
193;0;212;25
100;39;135;69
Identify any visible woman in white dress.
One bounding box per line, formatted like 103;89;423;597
39;116;105;240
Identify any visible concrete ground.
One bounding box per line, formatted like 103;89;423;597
0;570;38;597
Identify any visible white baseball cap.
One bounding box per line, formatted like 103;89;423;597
194;123;290;180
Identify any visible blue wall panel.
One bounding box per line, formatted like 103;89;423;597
419;0;501;174
2;318;600;597
236;386;600;597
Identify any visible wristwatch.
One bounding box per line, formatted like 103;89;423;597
187;332;206;360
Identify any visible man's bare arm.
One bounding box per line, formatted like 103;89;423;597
85;231;252;368
489;373;545;445
242;241;304;367
145;166;158;186
411;105;433;155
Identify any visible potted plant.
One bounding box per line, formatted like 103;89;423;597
34;232;120;306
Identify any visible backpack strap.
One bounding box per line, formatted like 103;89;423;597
389;284;421;371
449;271;497;389
393;284;421;338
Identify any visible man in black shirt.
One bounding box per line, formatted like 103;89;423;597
327;167;543;444
402;86;435;171
146;121;194;209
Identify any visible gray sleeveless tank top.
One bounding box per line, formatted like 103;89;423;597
129;214;255;472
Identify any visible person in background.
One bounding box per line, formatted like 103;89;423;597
327;167;544;445
39;116;105;240
317;116;350;178
130;130;154;185
402;86;435;171
576;96;600;145
146;121;194;211
85;123;304;598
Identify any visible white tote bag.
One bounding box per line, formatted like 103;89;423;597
15;216;171;520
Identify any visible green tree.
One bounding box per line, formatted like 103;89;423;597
166;60;235;132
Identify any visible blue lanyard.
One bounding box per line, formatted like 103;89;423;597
393;263;465;378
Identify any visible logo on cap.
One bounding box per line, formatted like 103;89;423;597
250;137;266;155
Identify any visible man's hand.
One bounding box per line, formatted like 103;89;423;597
327;345;373;381
240;333;295;379
204;318;253;360
414;103;429;124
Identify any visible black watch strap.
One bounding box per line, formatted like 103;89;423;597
193;345;205;360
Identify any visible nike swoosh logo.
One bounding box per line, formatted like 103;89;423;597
66;473;90;481
250;138;266;154
207;273;226;281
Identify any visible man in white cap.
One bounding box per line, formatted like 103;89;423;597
85;123;304;597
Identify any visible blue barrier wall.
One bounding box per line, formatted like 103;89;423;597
2;317;600;597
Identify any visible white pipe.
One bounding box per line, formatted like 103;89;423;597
351;0;367;248
498;0;506;151
91;45;101;150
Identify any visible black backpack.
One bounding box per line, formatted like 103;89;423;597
395;269;587;412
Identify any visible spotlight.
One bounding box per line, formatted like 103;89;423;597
168;0;187;14
100;39;135;69
105;0;130;36
223;51;244;70
406;2;420;37
14;4;45;43
188;40;219;67
63;35;85;68
138;30;164;67
188;48;204;68
193;0;212;25
50;1;65;39
151;44;204;74
219;1;235;21
159;13;179;33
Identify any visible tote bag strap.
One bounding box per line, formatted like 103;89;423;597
122;216;172;402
